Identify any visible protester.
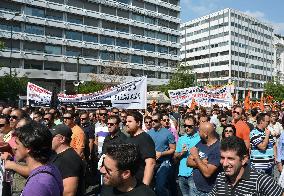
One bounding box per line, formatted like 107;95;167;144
100;143;156;196
94;108;109;156
102;115;127;154
250;112;275;175
208;136;284;196
221;124;236;139
143;116;152;132
174;115;200;196
161;114;179;143
119;110;129;137
148;113;176;196
50;124;85;196
43;113;56;129
63;112;86;159
187;122;221;196
14;122;63;195
232;106;251;149
80;112;95;161
126;111;156;186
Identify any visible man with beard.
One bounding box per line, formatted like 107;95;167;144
187;122;221;196
208;136;283;196
174;115;200;196
100;143;156;196
43;113;56;129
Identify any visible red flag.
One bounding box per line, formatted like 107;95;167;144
190;98;197;110
244;91;251;112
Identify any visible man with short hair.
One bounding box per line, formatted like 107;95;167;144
120;110;129;137
50;124;85;196
143;116;152;132
174;115;200;196
63;112;86;159
32;111;43;123
102;115;127;154
187;122;221;196
208;136;284;196
100;144;156;196
43;113;56;129
232;106;251;149
94;108;109;156
126;111;156;186
250;112;276;175
13;122;63;195
80;112;95;161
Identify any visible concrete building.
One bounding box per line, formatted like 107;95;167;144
180;8;274;100
0;0;180;93
274;34;284;84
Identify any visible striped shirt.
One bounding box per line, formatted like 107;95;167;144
208;165;284;196
250;127;275;171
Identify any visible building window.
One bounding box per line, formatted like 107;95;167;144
157;46;168;54
132;26;144;36
67;0;84;8
24;60;43;70
117;0;130;4
100;36;115;45
131;69;144;77
158;59;168;67
0;57;21;68
144;43;155;52
145;70;155;78
144;30;156;38
24;41;44;53
65;46;81;57
80;65;97;73
116;53;129;62
101;51;115;61
44;62;61;71
102;20;116;31
131;55;143;64
0;0;21;12
158;6;168;15
116;38;129;48
145;2;156;12
101;5;116;16
0;38;20;50
132;14;144;23
132;0;144;8
25;6;45;18
158;19;169;28
64;63;77;72
84;17;99;27
67;13;83;25
144;57;155;65
82;48;98;59
46;27;62;38
145;16;156;25
83;33;98;43
157;32;168;41
65;30;82;41
45;44;62;55
46;9;63;21
132;41;144;50
169;47;177;55
25;24;44;35
116;23;129;33
117;9;129;18
84;1;99;12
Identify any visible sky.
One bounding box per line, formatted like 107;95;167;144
180;0;284;34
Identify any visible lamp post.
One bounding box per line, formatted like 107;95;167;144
76;55;80;93
8;12;21;76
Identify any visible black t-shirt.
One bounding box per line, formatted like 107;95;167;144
126;132;156;183
102;130;127;154
81;122;95;158
51;148;85;196
101;182;156;196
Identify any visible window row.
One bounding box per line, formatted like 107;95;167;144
186;50;229;61
182;31;229;45
231;41;272;56
231;51;273;65
183;41;229;54
231;70;272;82
231;31;271;48
231;60;272;72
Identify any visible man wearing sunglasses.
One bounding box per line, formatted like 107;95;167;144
94;108;109;156
232;106;250;149
100;144;156;196
174;115;200;196
143;116;152;132
102;115;127;155
148;113;176;196
161;114;178;143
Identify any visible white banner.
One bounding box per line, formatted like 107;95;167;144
27;77;147;109
168;85;233;108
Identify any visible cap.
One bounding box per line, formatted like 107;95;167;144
50;124;72;139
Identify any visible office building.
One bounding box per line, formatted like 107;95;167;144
274;34;284;84
0;0;180;92
180;8;274;99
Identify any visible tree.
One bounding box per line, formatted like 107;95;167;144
78;81;105;94
156;64;195;95
264;82;284;101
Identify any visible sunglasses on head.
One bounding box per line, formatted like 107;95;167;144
233;111;241;115
184;124;194;129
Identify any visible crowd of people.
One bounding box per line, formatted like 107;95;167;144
0;103;284;195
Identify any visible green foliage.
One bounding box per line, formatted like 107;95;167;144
78;81;105;94
264;82;284;101
159;65;195;95
0;72;29;103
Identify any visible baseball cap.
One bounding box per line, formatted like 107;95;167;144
50;124;72;139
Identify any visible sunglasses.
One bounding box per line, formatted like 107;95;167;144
152;119;160;123
220;119;226;122
224;129;233;133
0;124;6;128
80;118;87;120
107;123;115;126
43;118;50;121
184;124;194;129
145;121;152;124
63;117;72;120
233;111;241;115
163;119;170;122
100;113;107;116
113;112;119;114
10;115;19;120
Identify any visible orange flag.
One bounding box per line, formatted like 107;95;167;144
190;98;197;110
259;96;265;111
244;91;251;112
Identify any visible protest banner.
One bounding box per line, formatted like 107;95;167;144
27;76;147;109
168;84;233;108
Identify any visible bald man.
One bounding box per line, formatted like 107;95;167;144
187;122;221;196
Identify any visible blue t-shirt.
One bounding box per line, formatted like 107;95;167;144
192;140;221;193
176;132;200;177
147;127;176;161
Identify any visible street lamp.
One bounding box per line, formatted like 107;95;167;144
7;12;21;76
